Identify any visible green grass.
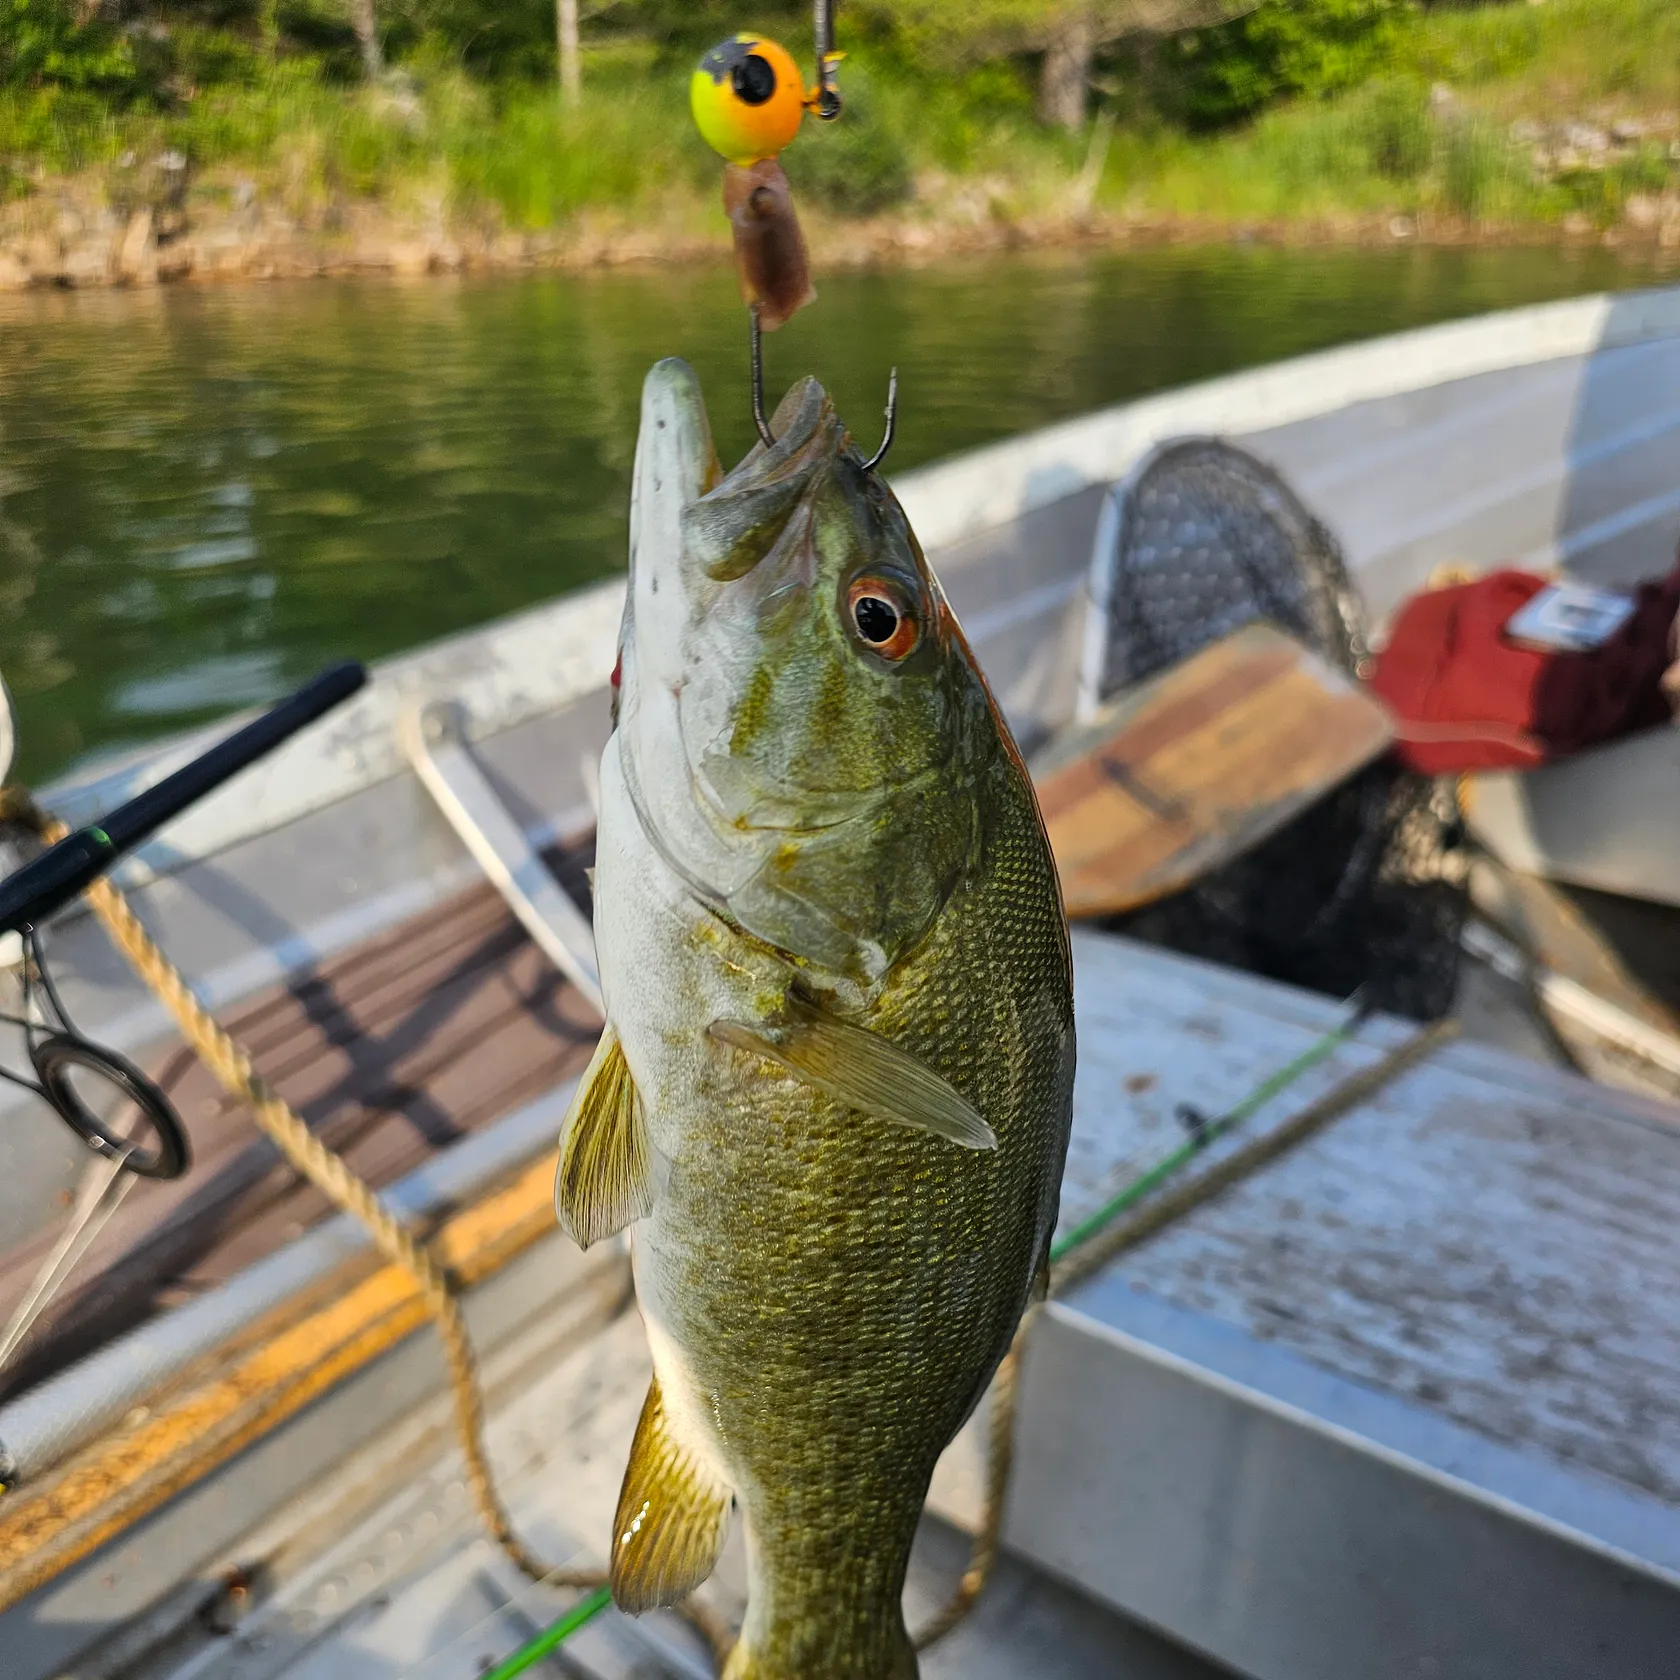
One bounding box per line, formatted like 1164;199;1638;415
1097;0;1680;234
1096;81;1548;227
1401;0;1680;116
0;49;730;229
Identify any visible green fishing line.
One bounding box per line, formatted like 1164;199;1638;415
480;1584;613;1680
1050;1000;1367;1264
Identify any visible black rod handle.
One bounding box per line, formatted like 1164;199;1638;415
0;660;367;936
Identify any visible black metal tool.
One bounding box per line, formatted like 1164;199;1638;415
0;927;188;1178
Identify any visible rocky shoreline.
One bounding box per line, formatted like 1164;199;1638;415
5;176;1680;295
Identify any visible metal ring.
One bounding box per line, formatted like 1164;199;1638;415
30;1033;191;1181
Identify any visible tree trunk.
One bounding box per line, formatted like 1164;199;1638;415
557;0;581;105
1039;6;1094;131
350;0;382;79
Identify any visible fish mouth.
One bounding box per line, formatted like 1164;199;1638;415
617;358;960;980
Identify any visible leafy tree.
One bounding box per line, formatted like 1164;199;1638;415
0;0;134;91
858;1;1261;128
1170;0;1415;129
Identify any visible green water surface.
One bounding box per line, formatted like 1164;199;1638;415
0;243;1668;783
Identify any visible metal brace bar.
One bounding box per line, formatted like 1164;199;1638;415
402;704;604;1016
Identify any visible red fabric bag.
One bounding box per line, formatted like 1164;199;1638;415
1368;562;1680;775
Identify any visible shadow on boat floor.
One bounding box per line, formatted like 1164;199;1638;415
909;1517;1233;1680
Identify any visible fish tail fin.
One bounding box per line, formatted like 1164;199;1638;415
610;1375;731;1613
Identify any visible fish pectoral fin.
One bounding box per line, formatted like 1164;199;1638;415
611;1377;732;1614
554;1022;655;1250
707;999;998;1151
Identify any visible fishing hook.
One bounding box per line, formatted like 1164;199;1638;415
749;308;900;472
744;4;896;469
861;366;899;474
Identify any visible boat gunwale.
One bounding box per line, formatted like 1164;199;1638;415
36;282;1680;900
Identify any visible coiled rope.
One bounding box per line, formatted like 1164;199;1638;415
3;802;654;1620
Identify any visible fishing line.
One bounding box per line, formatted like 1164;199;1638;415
0;1148;133;1377
1050;987;1374;1265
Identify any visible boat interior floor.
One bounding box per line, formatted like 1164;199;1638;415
125;1294;1228;1680
5;809;1679;1409
0;838;601;1403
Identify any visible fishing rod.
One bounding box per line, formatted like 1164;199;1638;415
0;660;367;1182
0;659;368;1378
0;660;366;939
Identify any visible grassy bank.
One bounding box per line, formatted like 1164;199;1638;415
3;0;1680;288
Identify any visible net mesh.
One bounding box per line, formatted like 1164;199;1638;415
1094;440;1467;1023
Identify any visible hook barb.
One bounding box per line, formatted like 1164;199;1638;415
861;366;898;474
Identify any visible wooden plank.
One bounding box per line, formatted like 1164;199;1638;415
1034;624;1394;919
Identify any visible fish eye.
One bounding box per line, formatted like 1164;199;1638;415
848;578;920;661
731;54;778;107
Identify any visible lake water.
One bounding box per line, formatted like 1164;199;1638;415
0;242;1669;782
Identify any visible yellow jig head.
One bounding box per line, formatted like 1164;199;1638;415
690;35;809;167
692;33;820;342
692;20;891;461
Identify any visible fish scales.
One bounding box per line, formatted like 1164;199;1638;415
561;360;1075;1680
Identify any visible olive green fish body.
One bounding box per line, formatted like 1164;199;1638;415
565;362;1074;1679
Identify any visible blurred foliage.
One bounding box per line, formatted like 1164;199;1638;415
0;0;1677;233
792;73;914;215
1400;0;1680;110
1168;0;1417;129
1357;74;1430;181
853;3;1263;68
1;0;135;93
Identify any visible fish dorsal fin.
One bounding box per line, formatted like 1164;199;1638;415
611;1376;732;1613
554;1023;654;1250
708;997;998;1151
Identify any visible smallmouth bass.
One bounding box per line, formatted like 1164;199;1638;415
556;360;1075;1679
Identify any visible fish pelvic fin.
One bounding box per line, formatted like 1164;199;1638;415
707;997;998;1151
554;1022;654;1250
611;1376;732;1614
